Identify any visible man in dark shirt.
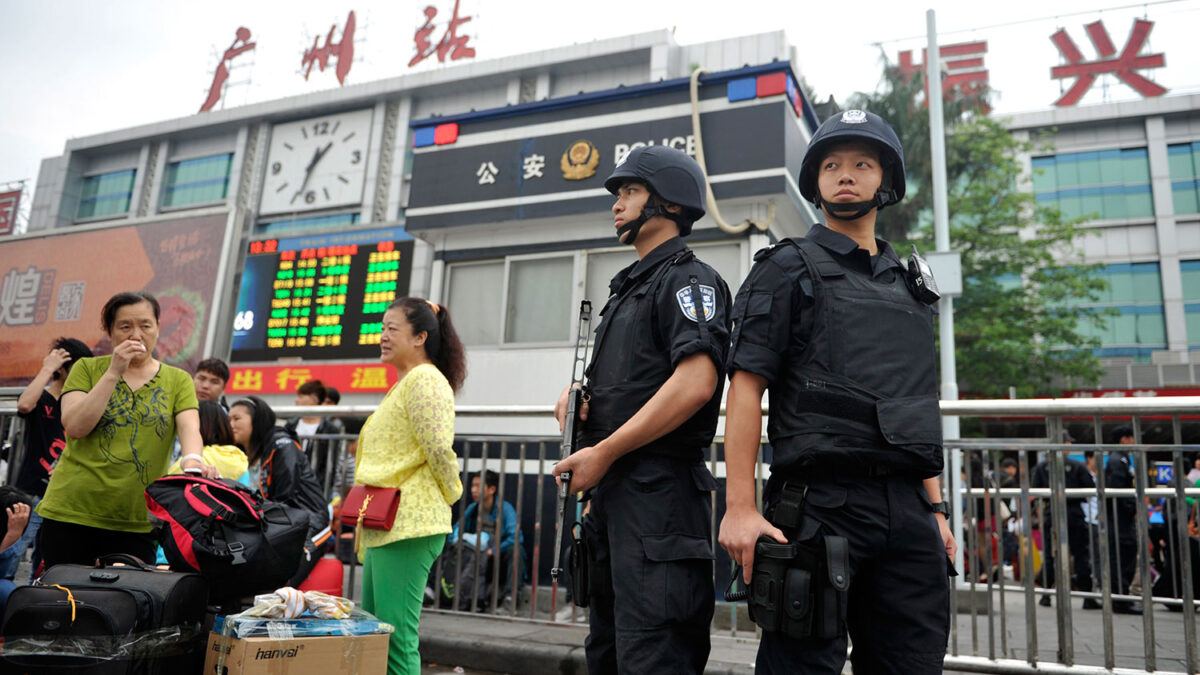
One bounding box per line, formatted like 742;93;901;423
1031;450;1097;609
14;338;92;580
1103;425;1143;614
719;110;954;674
552;145;730;674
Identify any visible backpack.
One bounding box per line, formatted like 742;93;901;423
437;542;492;611
144;475;309;601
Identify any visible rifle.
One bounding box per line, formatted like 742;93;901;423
550;300;592;609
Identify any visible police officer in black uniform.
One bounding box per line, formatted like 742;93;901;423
718;110;955;674
552;145;731;674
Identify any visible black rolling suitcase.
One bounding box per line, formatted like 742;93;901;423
0;554;208;674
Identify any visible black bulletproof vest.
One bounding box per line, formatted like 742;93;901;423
580;250;721;460
770;237;943;469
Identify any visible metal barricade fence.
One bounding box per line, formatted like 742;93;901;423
1;393;1197;673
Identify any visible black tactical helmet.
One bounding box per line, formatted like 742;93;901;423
604;146;707;236
798;109;906;214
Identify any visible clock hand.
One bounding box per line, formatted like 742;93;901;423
292;144;330;204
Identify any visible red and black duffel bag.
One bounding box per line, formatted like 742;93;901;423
145;475;309;601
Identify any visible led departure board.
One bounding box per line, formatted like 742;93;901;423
230;227;414;362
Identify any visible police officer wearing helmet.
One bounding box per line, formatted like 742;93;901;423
718;110;956;674
552;145;731;674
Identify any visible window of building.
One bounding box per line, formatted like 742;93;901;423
161;153;233;208
447;261;504;346
1168;142;1200;216
256;212;360;236
1066;262;1165;361
1182;259;1200;348
1031;148;1153;221
447;241;743;347
76;169;136;219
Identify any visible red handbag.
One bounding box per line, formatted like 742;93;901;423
341;485;401;530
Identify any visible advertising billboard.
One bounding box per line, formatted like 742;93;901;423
230;227;414;362
0;214;227;385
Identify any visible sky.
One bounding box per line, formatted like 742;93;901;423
2;0;1199;225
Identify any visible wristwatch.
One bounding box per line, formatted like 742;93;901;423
930;501;950;517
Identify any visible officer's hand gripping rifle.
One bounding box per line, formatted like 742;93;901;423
551;300;591;606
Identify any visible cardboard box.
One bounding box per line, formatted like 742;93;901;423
203;630;389;674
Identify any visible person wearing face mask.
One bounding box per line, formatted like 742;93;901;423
550;145;731;675
36;291;217;569
718;110;955;674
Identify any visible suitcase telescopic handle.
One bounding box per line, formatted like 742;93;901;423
97;553;156;571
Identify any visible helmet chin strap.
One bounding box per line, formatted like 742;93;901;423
616;203;667;245
817;189;895;222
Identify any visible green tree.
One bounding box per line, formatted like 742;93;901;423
848;61;1112;397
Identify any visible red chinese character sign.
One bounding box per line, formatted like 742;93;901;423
302;10;356;85
898;41;989;109
199;27;256;113
0;189;20;236
1051;19;1167;107
409;0;476;68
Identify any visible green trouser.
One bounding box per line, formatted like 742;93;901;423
363;533;445;675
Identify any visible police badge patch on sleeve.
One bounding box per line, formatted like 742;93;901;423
676;284;716;322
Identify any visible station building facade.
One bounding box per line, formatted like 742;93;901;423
12;30;818;433
1007;93;1200;393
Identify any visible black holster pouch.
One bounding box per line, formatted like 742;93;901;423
748;533;850;640
569;515;611;608
570;522;590;608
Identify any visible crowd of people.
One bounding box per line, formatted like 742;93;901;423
963;426;1200;616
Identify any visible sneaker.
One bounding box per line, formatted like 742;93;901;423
1039;595;1052;607
1082;598;1102;610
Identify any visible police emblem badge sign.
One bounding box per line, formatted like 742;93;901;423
561;140;600;180
675;284;716;322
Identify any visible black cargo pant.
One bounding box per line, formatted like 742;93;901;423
756;471;951;675
1041;511;1093;592
582;453;718;675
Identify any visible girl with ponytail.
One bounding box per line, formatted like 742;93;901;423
353;297;466;674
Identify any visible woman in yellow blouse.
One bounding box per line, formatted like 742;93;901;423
355;297;465;675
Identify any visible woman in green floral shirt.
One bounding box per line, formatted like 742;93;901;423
356;297;465;675
37;291;217;567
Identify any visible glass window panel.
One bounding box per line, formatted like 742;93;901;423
1078;193;1103;219
447;262;503;346
1122;149;1150;183
1077;155;1102;185
1182;264;1200;301
1168;146;1195;179
1056;159;1079;188
1187;311;1200;345
1111;313;1138;344
1101;187;1125;219
1173;186;1199;215
1108;270;1134;303
1132;267;1162;302
585;251;633;308
505;257;573;343
1059;194;1083;219
1031;157;1057;192
1125;190;1154;218
1099;150;1123;184
1136;312;1165;345
162;153;233;208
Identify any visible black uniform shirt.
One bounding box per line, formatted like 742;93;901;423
727;225;933;474
580;237;732;458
